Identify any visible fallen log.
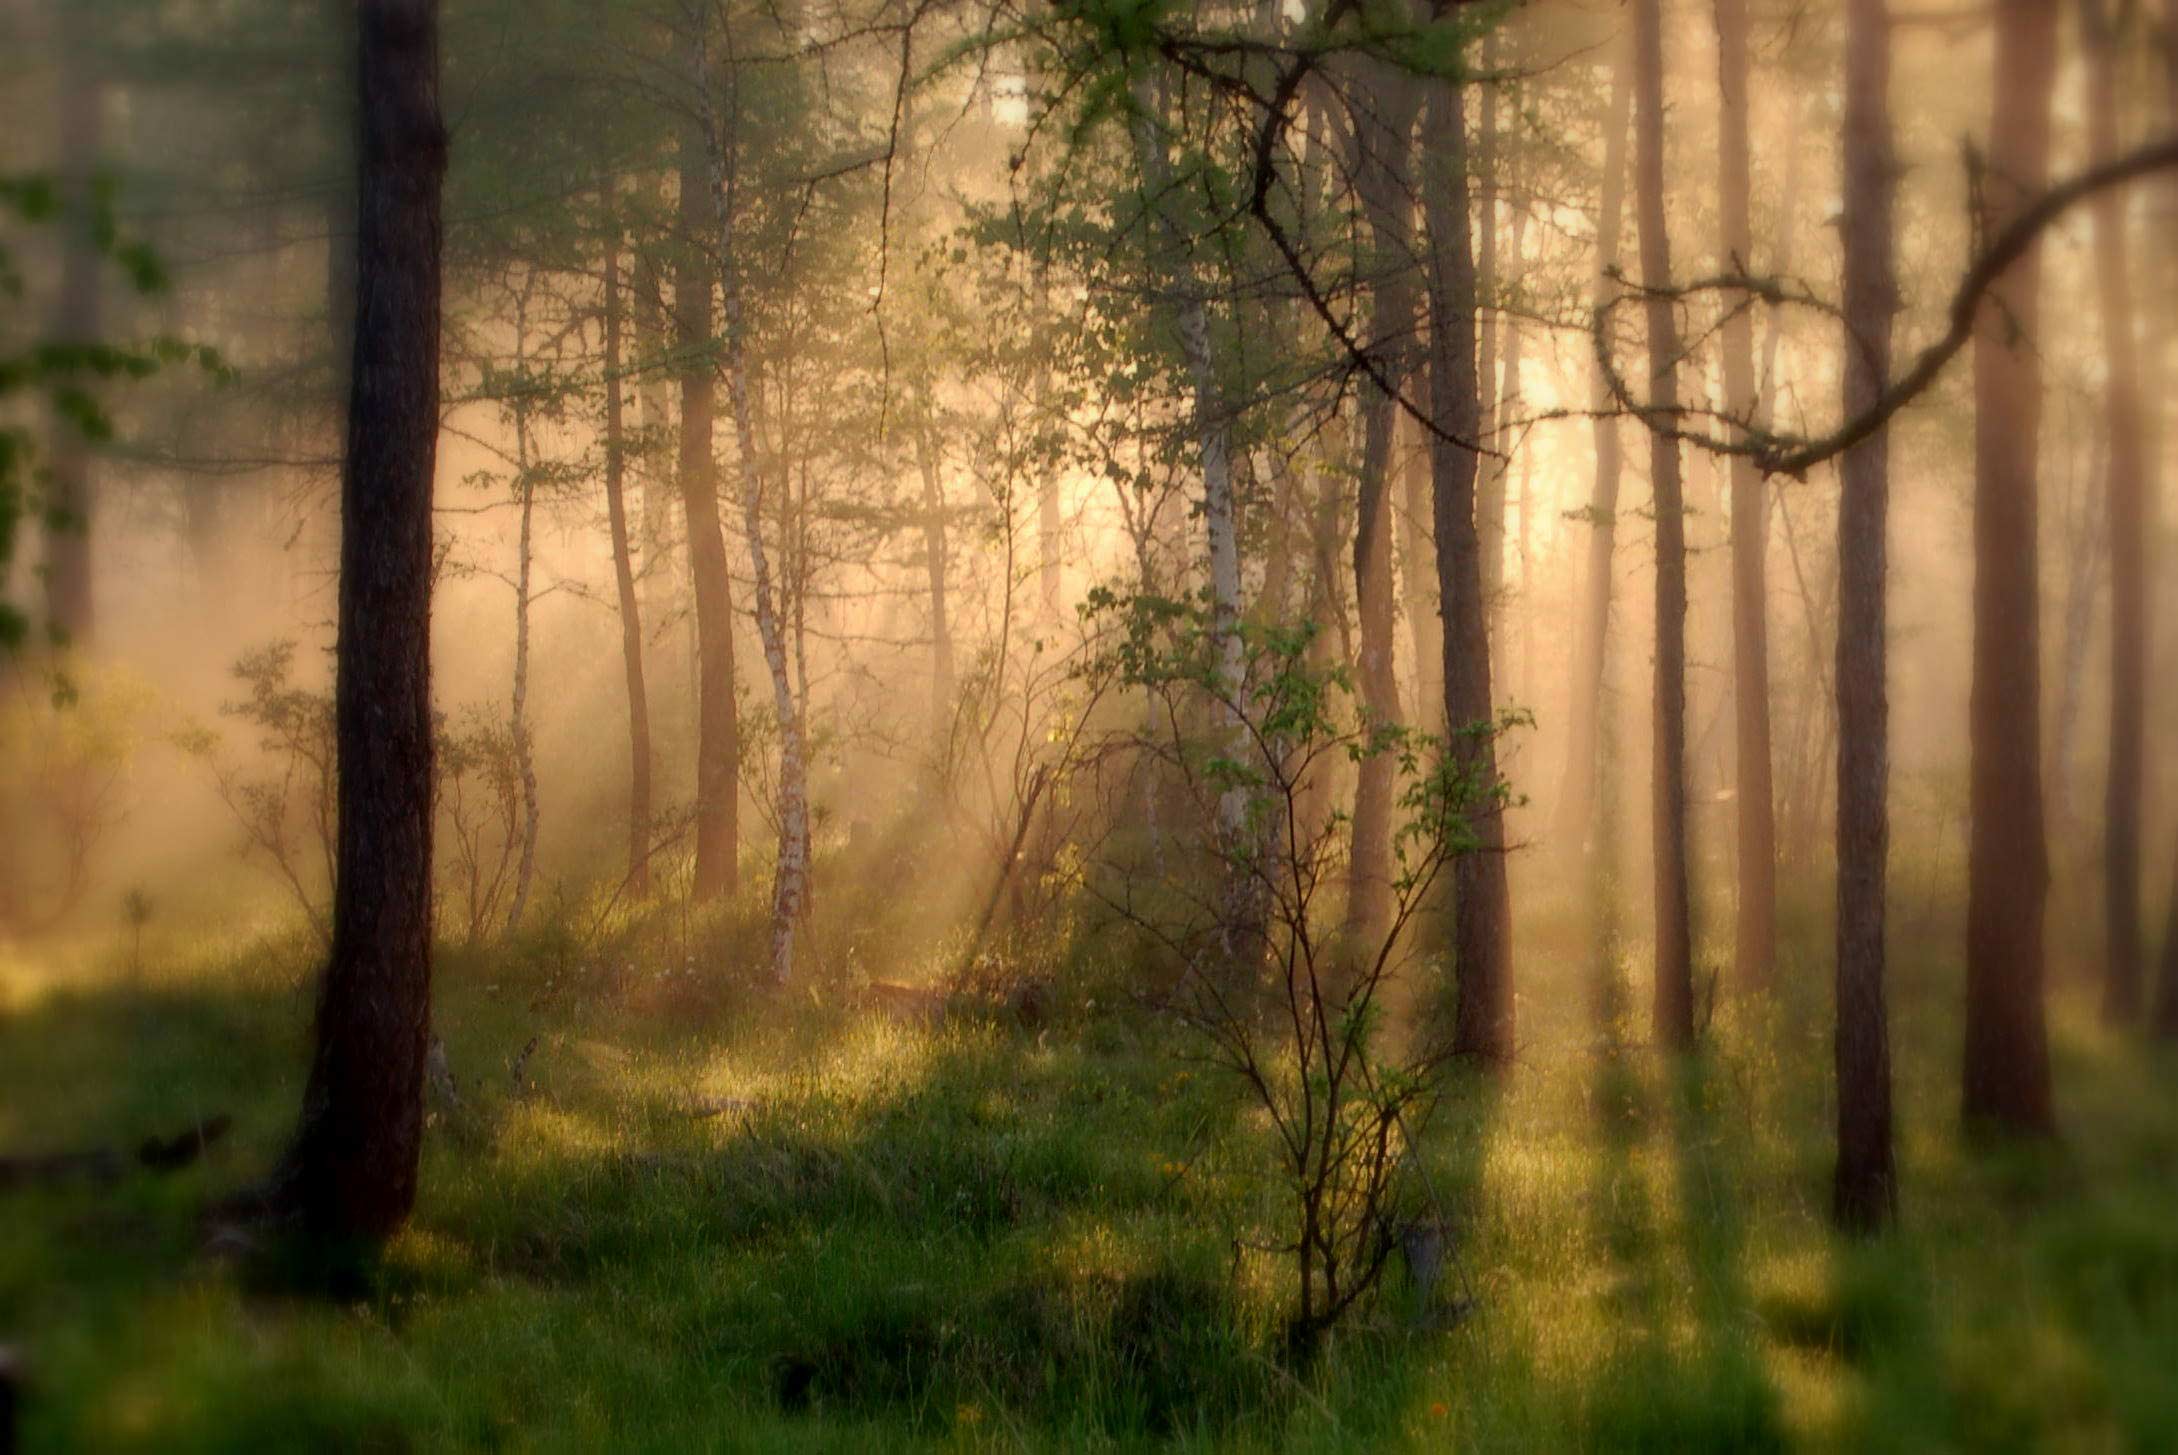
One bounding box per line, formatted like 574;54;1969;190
0;1115;232;1193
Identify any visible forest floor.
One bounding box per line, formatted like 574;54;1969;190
3;863;2177;1452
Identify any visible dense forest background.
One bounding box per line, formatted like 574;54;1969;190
2;0;2176;1447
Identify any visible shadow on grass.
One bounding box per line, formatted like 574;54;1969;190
1569;916;1786;1452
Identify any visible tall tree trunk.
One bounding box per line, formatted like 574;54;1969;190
1963;0;2057;1135
1488;206;1529;706
1713;0;1776;990
1833;0;1897;1234
2152;0;2178;1041
1128;78;1246;847
1631;0;1695;1048
1399;412;1443;726
278;0;444;1247
1422;64;1512;1063
603;242;653;899
632;245;675;607
2085;0;2149;1023
698;46;809;986
1342;64;1421;951
676;125;741;903
1554;55;1630;855
1473;39;1504;634
916;425;955;732
505;383;539;931
44;2;103;647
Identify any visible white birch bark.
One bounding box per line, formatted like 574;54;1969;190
697;33;808;986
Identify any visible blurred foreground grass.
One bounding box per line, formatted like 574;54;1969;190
3;862;2176;1452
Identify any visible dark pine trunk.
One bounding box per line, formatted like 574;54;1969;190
1833;0;1897;1234
602;242;653;899
2084;0;2148;1023
2155;0;2178;1041
1554;53;1629;857
1343;61;1421;951
278;0;445;1247
677;126;741;902
1713;0;1776;991
1631;0;1695;1049
1422;62;1512;1064
1473;38;1504;640
1963;0;2056;1135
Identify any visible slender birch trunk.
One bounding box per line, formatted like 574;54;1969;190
1127;76;1246;845
698;38;809;985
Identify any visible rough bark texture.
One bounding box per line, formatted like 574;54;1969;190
1963;0;2057;1135
2155;0;2178;1041
1422;70;1512;1064
675;126;741;903
2084;0;2148;1023
1833;0;1897;1234
1555;57;1630;857
1713;0;1776;991
1631;0;1695;1049
278;0;445;1247
602;244;653;899
1343;63;1421;951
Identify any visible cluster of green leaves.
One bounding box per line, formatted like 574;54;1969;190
0;172;224;656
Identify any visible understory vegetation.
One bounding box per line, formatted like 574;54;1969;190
6;852;2174;1452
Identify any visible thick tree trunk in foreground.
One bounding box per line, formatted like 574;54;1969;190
1713;0;1776;991
603;243;653;899
1343;63;1421;951
1963;0;2057;1135
1631;0;1695;1049
1833;0;1897;1234
2154;0;2178;1041
1422;67;1512;1063
2084;0;2149;1023
675;126;741;903
279;0;444;1246
1555;56;1629;857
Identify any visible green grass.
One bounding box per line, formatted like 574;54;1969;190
4;862;2177;1452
